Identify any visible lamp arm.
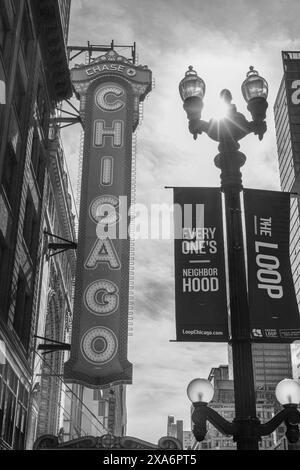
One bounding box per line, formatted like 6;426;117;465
188;119;210;140
205;406;237;436
247;120;267;141
257;407;300;437
192;404;236;437
188;115;265;144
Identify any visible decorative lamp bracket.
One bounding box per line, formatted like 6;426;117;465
192;403;300;447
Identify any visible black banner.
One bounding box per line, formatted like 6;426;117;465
244;188;300;342
173;188;228;342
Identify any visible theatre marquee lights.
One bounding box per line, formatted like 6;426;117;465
64;50;152;387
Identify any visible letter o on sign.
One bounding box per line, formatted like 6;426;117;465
256;254;280;270
257;269;282;284
81;327;118;364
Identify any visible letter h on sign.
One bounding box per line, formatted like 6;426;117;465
94;120;123;147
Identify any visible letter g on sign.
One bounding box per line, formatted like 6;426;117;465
84;280;119;315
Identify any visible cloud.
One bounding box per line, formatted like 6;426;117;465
69;0;300;55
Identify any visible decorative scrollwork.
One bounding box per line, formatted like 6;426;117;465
158;436;183;450
33;434;183;450
33;435;59;449
120;436;157;450
100;434;120;448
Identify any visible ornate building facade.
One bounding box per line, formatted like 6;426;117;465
0;0;72;449
26;129;76;448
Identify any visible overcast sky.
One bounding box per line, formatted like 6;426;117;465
62;0;300;443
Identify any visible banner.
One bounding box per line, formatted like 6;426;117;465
244;188;300;342
173;188;228;342
64;50;152;387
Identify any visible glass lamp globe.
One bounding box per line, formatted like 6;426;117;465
275;379;300;405
179;66;206;102
241;66;268;103
187;378;214;404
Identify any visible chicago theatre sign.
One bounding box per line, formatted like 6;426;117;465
64;50;152;387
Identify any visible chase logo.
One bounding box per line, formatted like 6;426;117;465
126;68;136;77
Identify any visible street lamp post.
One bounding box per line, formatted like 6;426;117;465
179;65;300;450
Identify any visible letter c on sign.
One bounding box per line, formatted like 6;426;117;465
95;85;125;112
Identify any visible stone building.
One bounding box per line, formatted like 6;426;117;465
0;0;72;449
26;129;76;447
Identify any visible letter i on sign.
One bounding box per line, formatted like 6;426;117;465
101;157;113;186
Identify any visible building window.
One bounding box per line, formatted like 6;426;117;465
0;11;12;71
11;0;20;12
31;132;45;194
1;143;17;209
36;150;45;194
0;363;29;449
13;66;26;122
1;363;17;447
13;382;28;449
23;193;39;262
31;131;39;174
21;6;33;72
0;236;10;320
37;81;49;136
13;273;32;351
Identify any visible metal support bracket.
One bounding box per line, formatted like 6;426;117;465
34;335;71;356
44;231;77;258
52;99;83;129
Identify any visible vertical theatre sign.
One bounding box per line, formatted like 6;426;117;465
64;50;152;387
244;188;300;342
173;188;228;342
